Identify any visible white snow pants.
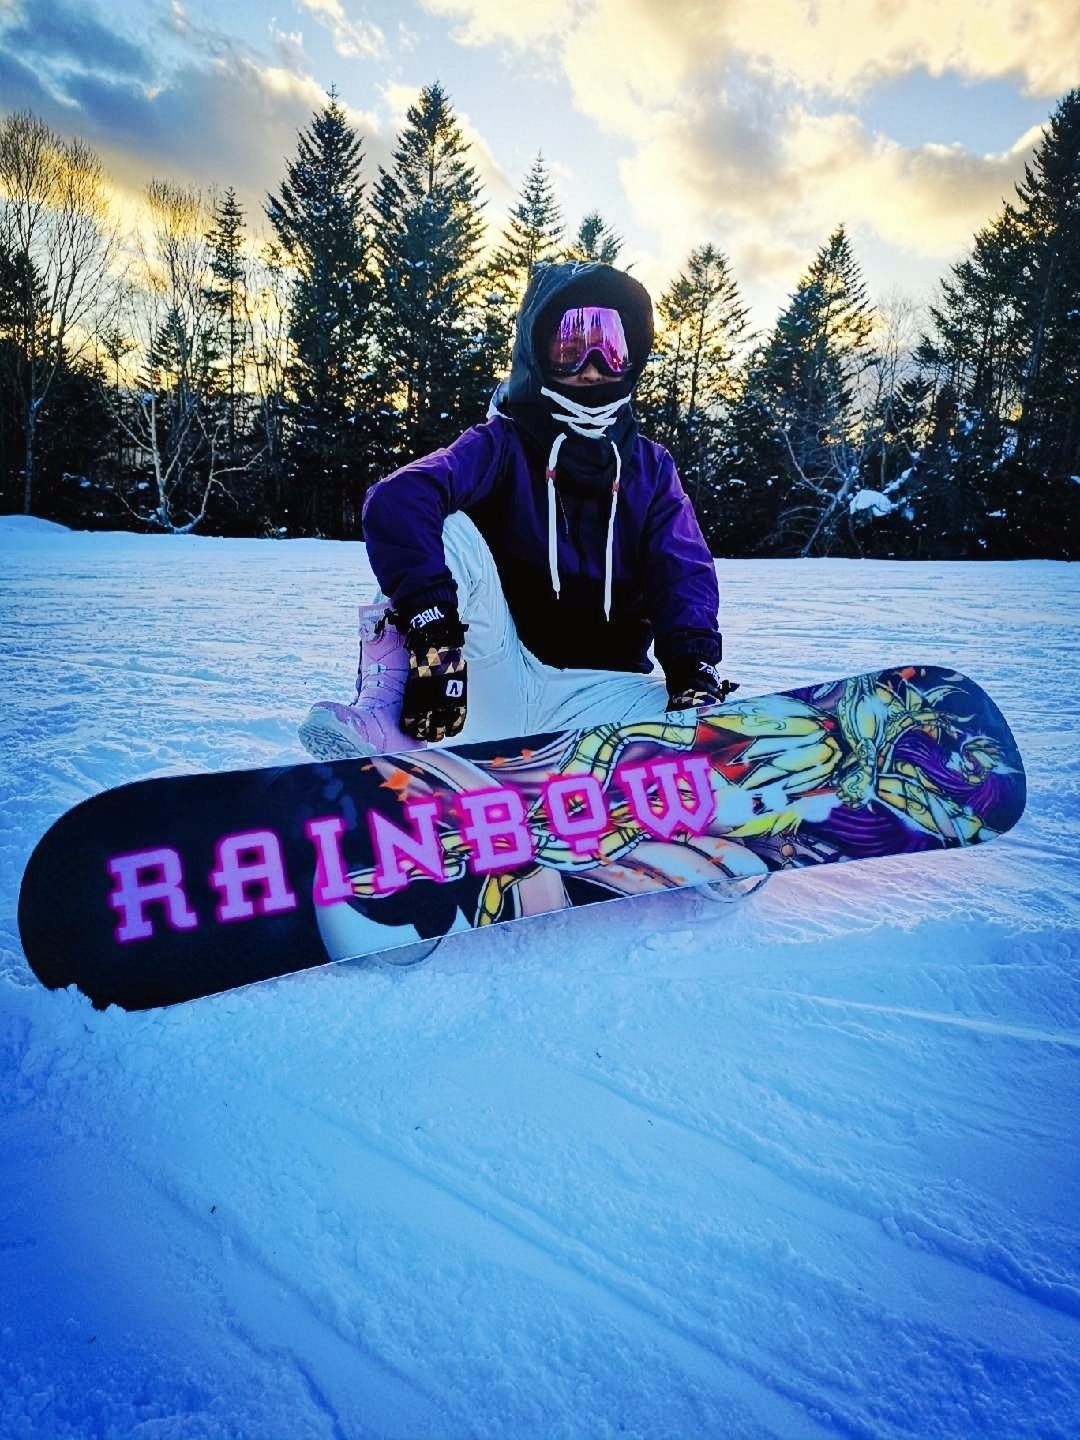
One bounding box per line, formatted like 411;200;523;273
376;513;671;744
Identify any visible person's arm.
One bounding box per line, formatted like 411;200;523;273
362;420;505;622
641;451;722;666
361;419;507;742
640;451;737;708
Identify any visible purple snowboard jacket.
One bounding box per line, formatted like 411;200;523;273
362;263;722;676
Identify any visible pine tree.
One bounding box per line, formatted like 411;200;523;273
266;92;372;535
744;225;876;555
0;238;46;509
206;187;247;463
910;90;1080;557
910;215;1028;556
369;82;487;461
482;153;564;374
0;236;110;521
1010;88;1080;488
919;212;1027;473
565;212;623;265
494;152;564;280
635;243;748;546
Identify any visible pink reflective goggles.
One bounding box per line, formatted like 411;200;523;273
546;306;631;378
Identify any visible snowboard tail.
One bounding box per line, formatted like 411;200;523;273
18;666;1026;1010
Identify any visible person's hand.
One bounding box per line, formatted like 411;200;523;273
665;656;739;711
398;605;468;742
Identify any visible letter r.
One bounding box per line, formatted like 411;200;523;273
107;847;199;943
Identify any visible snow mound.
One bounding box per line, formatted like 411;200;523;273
0;513;72;534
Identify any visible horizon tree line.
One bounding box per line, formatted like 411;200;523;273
1;83;1077;559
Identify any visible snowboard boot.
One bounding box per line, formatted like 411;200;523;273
298;604;421;761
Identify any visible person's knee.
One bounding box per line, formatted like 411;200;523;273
441;513;505;630
441;512;490;583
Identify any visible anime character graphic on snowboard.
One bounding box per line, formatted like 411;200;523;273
311;665;1023;962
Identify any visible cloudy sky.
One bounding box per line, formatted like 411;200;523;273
1;0;1077;328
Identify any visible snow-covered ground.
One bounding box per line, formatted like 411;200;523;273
1;514;1078;1440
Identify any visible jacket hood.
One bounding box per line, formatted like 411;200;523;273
488;264;656;624
495;262;654;410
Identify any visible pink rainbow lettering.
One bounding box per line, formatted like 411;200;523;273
101;752;721;942
542;774;608;855
305;815;355;905
616;756;715;840
457;788;535;874
210;829;298;923
369;798;445;894
107;847;200;943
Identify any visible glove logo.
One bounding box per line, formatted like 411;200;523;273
409;604;445;630
445;679;464;698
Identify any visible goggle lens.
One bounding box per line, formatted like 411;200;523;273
547;306;631;378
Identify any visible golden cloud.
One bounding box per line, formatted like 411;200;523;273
616;97;1043;320
421;0;1080;97
725;0;1080;98
421;0;1071;311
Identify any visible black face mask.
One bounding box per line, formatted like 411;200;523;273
504;385;637;495
541;373;635;409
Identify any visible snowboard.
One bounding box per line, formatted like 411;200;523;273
18;665;1026;1011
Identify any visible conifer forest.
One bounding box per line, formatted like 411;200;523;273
1;82;1078;558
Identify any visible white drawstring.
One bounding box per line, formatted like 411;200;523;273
603;447;621;622
539;387;629;622
545;431;567;601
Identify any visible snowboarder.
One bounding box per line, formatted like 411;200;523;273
299;261;735;760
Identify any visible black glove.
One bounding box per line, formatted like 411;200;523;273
394;604;468;742
665;656;739;711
